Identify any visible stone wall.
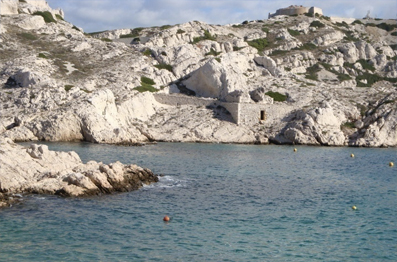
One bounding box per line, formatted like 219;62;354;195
153;93;218;107
269;5;323;18
309;7;323;16
154;93;270;126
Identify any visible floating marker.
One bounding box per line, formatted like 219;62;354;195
389;162;394;167
350;153;354;158
294;148;297;152
163;215;170;222
352;205;357;210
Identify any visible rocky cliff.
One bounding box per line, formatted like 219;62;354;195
0;2;396;147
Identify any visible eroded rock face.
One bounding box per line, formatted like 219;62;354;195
0;3;396;148
0;138;158;207
281;102;347;146
0;0;18;15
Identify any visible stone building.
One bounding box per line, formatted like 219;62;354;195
268;5;323;18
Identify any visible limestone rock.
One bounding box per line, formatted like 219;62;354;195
183;52;252;100
0;0;18;15
0;138;158;206
17;14;45;30
254;56;283;77
313;31;345;46
282;102;347;146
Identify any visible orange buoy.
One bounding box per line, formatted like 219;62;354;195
163;215;170;222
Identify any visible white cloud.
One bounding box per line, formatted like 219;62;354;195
46;0;396;32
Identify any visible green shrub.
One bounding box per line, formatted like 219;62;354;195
142;49;152;56
375;23;397;32
64;85;74;92
356;72;382;87
262;27;269;33
335;21;349;28
247;38;269;53
215;57;221;63
337;73;352;81
18;32;37;40
192;29;216;44
72;25;81;31
33;11;57;23
101;38;112;42
288;29;300;36
294;43;317;51
120;34;135;38
160;25;172;30
154;63;173;72
177;29;185;34
141;76;155;85
134;85;158;93
134;76;158;93
358;59;375;71
55;14;64;21
205;48;221;56
38;53;48;59
310;21;325;28
352;20;363;25
342;121;356;129
305;64;321;81
391;32;397;36
265;91;287;102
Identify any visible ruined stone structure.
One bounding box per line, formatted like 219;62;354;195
154;93;268;126
268;5;323;19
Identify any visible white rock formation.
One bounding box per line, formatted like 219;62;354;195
0;138;158;207
0;0;18;15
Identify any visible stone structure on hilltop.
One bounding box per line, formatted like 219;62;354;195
269;5;323;18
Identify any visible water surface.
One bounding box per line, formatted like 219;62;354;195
1;142;396;261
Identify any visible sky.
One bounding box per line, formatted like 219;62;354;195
45;0;397;33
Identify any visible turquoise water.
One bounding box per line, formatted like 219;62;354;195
1;142;396;261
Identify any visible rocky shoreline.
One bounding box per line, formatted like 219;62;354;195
0;138;159;207
0;0;396;206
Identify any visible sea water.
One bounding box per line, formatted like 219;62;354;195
1;142;396;261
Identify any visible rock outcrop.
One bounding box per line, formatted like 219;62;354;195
0;138;158;207
0;2;396;148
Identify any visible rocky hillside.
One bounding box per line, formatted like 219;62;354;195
0;1;396;147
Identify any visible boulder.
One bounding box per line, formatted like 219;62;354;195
17;15;46;30
254;56;283;77
183;52;251;100
282;102;347;146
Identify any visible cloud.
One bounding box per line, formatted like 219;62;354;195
46;0;396;32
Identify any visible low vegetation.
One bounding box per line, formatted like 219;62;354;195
205;48;222;56
154;63;173;72
33;11;57;23
265;91;287;102
191;30;216;44
247;38;269;53
134;76;158;93
64;85;74;92
310;21;325;28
